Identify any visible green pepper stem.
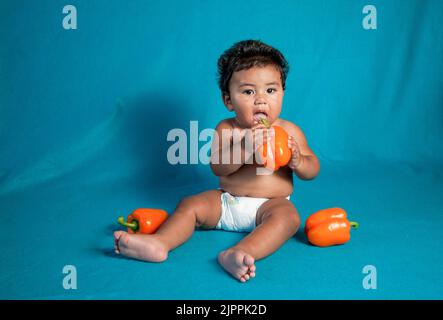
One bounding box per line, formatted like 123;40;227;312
350;221;359;229
259;118;270;128
118;216;139;232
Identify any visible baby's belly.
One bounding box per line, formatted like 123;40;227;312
219;165;293;198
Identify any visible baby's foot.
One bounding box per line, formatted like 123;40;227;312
218;248;256;283
114;231;168;262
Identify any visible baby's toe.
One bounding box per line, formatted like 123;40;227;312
118;233;131;248
243;254;255;268
114;231;124;253
114;231;126;243
114;231;130;253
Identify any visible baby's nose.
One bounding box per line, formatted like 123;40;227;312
254;95;267;105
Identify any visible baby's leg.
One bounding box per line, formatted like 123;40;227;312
114;189;222;262
218;198;300;281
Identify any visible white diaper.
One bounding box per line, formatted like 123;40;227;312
216;192;290;233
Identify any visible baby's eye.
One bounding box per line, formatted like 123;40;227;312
243;89;254;95
267;88;277;94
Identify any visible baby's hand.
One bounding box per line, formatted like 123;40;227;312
240;121;275;163
288;135;303;170
242;121;274;152
252;120;275;150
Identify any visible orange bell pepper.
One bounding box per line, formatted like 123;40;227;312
258;118;292;171
304;207;358;247
118;208;168;234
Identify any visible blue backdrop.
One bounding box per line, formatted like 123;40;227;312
1;0;442;299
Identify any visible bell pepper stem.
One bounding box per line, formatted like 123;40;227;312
118;216;139;232
350;221;359;229
259;118;270;128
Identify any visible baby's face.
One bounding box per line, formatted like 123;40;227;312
224;65;284;128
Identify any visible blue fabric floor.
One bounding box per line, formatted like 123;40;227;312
1;160;442;299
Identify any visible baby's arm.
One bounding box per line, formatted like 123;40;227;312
286;122;320;180
210;120;244;176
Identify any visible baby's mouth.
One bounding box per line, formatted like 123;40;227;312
253;111;268;122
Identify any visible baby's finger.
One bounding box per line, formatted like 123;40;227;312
268;127;275;137
254;127;275;138
253;135;266;150
288;137;295;149
253;128;266;140
254;130;274;148
289;136;300;148
252;124;267;132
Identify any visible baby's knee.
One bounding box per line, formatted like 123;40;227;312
177;195;197;209
175;195;209;220
175;196;199;216
276;208;301;234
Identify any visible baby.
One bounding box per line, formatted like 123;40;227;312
114;40;320;282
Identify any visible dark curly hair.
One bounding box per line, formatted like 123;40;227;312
217;40;290;96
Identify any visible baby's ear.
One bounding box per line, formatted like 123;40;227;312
222;93;234;111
